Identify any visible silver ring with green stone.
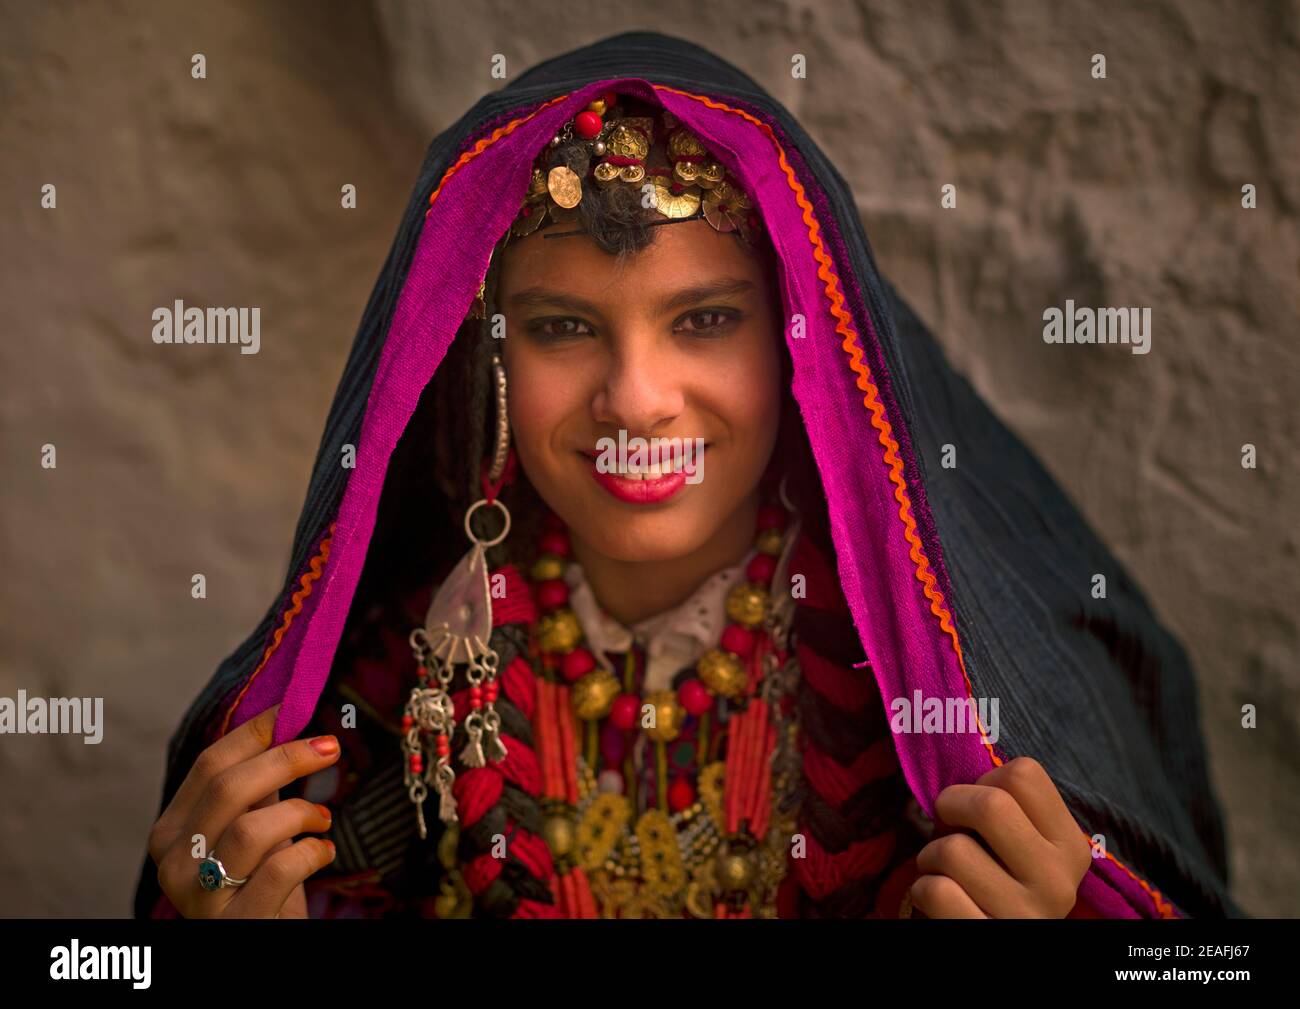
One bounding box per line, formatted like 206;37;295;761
198;852;248;891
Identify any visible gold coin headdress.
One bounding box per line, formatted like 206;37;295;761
505;92;763;247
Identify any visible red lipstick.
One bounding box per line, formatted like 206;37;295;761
580;450;699;505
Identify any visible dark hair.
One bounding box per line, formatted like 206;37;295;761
547;142;654;260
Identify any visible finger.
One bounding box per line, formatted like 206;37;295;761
227;837;336;918
148;705;281;862
213;798;333;881
916;831;1030;917
909;874;988;919
934;783;1056;884
181;735;340;861
277;885;310;920
156;792;310;917
975;756;1083;850
156;845;236;918
249;790;279;812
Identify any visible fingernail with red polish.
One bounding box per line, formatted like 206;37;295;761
310;735;339;757
324;840;336;860
314;803;332;821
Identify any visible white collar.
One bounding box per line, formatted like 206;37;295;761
563;552;755;693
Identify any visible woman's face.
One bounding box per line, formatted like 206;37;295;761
498;219;783;565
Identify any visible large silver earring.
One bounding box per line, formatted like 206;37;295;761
487;353;510;485
778;472;797;516
403;352;513;839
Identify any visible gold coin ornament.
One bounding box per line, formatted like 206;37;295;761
608;122;651;160
699;162;726;187
538;608;583;653
530;554;565;582
755;527;784;556
650;176;702;219
702;181;752;233
547;165;583;209
725;582;769;629
697;647;747;699
673;160;701;185
666;128;709;162
716;848;756;891
542;813;576;858
643;689;686;742
572;668;621;720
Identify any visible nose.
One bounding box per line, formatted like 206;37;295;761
590;334;685;435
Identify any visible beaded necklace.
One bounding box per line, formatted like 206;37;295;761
526;502;803;918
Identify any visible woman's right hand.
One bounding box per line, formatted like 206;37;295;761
148;703;340;918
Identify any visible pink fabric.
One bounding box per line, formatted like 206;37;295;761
233;524;333;725
228;76;1167;918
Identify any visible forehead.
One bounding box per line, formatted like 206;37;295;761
497;219;769;304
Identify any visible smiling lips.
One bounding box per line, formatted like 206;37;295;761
580;448;704;505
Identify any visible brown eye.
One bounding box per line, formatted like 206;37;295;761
530;317;594;341
675;309;737;335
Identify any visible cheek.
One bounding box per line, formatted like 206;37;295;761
506;377;553;466
504;350;581;472
717;334;783;452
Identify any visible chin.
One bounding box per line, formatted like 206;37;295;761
584;513;713;564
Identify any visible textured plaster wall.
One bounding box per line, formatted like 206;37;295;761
0;0;1295;916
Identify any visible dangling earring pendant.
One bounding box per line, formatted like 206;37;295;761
458;640;489;769
403;635;458;839
405;344;514;835
459;643;507;766
410;499;511;827
478;647;509;762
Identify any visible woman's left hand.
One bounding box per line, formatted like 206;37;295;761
909;756;1093;918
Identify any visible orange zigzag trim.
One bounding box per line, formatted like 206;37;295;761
425;95;572;216
653;84;1175;919
220;524;335;737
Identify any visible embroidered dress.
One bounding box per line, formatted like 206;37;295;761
274;529;925;919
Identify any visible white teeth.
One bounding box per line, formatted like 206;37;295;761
617;464;672;479
588;442;703;478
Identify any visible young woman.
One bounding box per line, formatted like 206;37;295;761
136;32;1232;919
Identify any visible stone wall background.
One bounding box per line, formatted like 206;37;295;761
1;0;1295;916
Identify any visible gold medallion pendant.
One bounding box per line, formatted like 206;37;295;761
572;755;798;919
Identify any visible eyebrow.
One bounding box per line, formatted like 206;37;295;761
505;278;758;319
